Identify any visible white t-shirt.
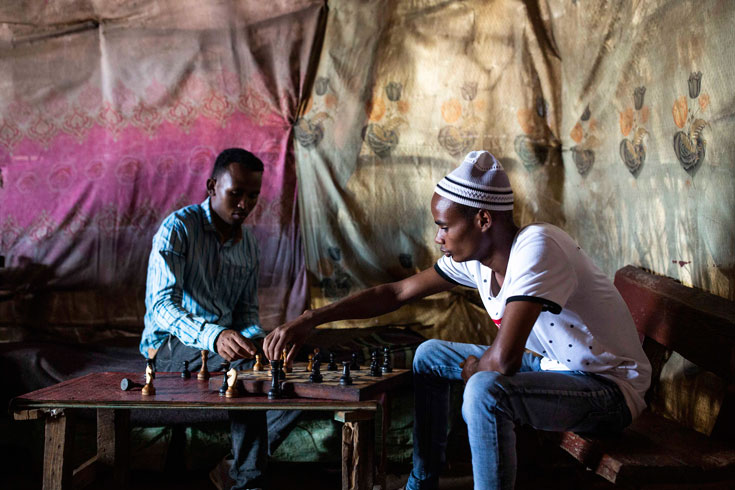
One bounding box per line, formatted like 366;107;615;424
435;223;651;419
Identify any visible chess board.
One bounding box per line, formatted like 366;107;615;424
208;362;411;401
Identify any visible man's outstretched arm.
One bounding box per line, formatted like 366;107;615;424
264;267;455;361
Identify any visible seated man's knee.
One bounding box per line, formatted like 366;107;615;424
461;371;507;424
413;338;449;374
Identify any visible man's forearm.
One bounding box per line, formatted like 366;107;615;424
303;282;406;328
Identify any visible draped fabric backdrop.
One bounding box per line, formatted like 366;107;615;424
1;0;733;350
0;0;323;339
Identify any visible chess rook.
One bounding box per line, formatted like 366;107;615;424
339;361;353;386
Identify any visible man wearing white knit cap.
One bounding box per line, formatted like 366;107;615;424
264;151;650;490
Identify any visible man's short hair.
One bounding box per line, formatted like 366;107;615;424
211;148;264;179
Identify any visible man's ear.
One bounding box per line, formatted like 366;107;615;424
206;178;216;196
477;209;493;232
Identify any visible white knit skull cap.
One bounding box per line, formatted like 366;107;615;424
434;151;513;211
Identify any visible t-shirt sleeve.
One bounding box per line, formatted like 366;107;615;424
503;231;577;314
434;255;477;288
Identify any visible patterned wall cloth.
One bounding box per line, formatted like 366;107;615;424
1;0;733;348
0;0;324;338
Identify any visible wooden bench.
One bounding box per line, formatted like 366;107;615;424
554;265;735;488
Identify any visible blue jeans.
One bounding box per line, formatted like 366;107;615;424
156;335;301;490
406;339;631;490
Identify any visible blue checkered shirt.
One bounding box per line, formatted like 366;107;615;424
139;197;265;358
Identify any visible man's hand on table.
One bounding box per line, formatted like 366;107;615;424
216;330;257;361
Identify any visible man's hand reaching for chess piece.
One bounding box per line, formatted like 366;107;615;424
216;330;257;361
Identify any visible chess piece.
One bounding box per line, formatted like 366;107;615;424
225;368;239;398
382;346;393;373
120;378;143;391
181;360;191;379
327;352;338;371
268;359;282;399
351;352;360;370
283;348;293;373
253;354;264;372
309;359;323;383
369;349;382;377
339;361;353;386
142;360;156;395
198;350;210;380
219;361;230;396
307;353;314;373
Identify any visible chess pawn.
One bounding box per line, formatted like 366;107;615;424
253;354;264;372
327;352;338;371
198;351;210;380
282;348;293;373
339;361;353;386
181;360;191;379
307;353;314;373
225;368;239;398
351;352;360;370
382;346;393;373
370;350;382;377
142;362;156;396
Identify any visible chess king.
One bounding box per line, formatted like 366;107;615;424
264;151;651;490
139;148;300;490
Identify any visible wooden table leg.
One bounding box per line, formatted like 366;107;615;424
43;409;75;490
97;408;131;489
336;410;375;490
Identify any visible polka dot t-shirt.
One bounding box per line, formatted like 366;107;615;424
434;223;651;419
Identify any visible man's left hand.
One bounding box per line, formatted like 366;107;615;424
461;355;480;383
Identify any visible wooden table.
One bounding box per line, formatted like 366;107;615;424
10;370;412;490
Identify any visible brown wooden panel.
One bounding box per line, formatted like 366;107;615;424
614;265;735;380
43;411;74;490
556;411;735;485
97;408;130;489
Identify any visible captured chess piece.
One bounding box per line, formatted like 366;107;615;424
307;353;314;373
142;360;156;396
369;349;382;377
198;350;210;380
181;360;191;379
253;354;264;372
309;358;323;383
120;378;143;391
351;352;360;370
382;346;393;373
327;352;338;371
339;361;353;386
268;359;282;399
219;361;230;396
225;367;239;398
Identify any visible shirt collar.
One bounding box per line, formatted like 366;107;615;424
201;197;243;244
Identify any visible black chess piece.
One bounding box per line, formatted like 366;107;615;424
339;361;353;386
327;352;338;371
279;359;287;381
369;350;382;377
382;346;393;373
309;359;323;383
219;361;230;396
268;359;282;399
351;352;360;370
120;378;143;391
181;360;191;379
